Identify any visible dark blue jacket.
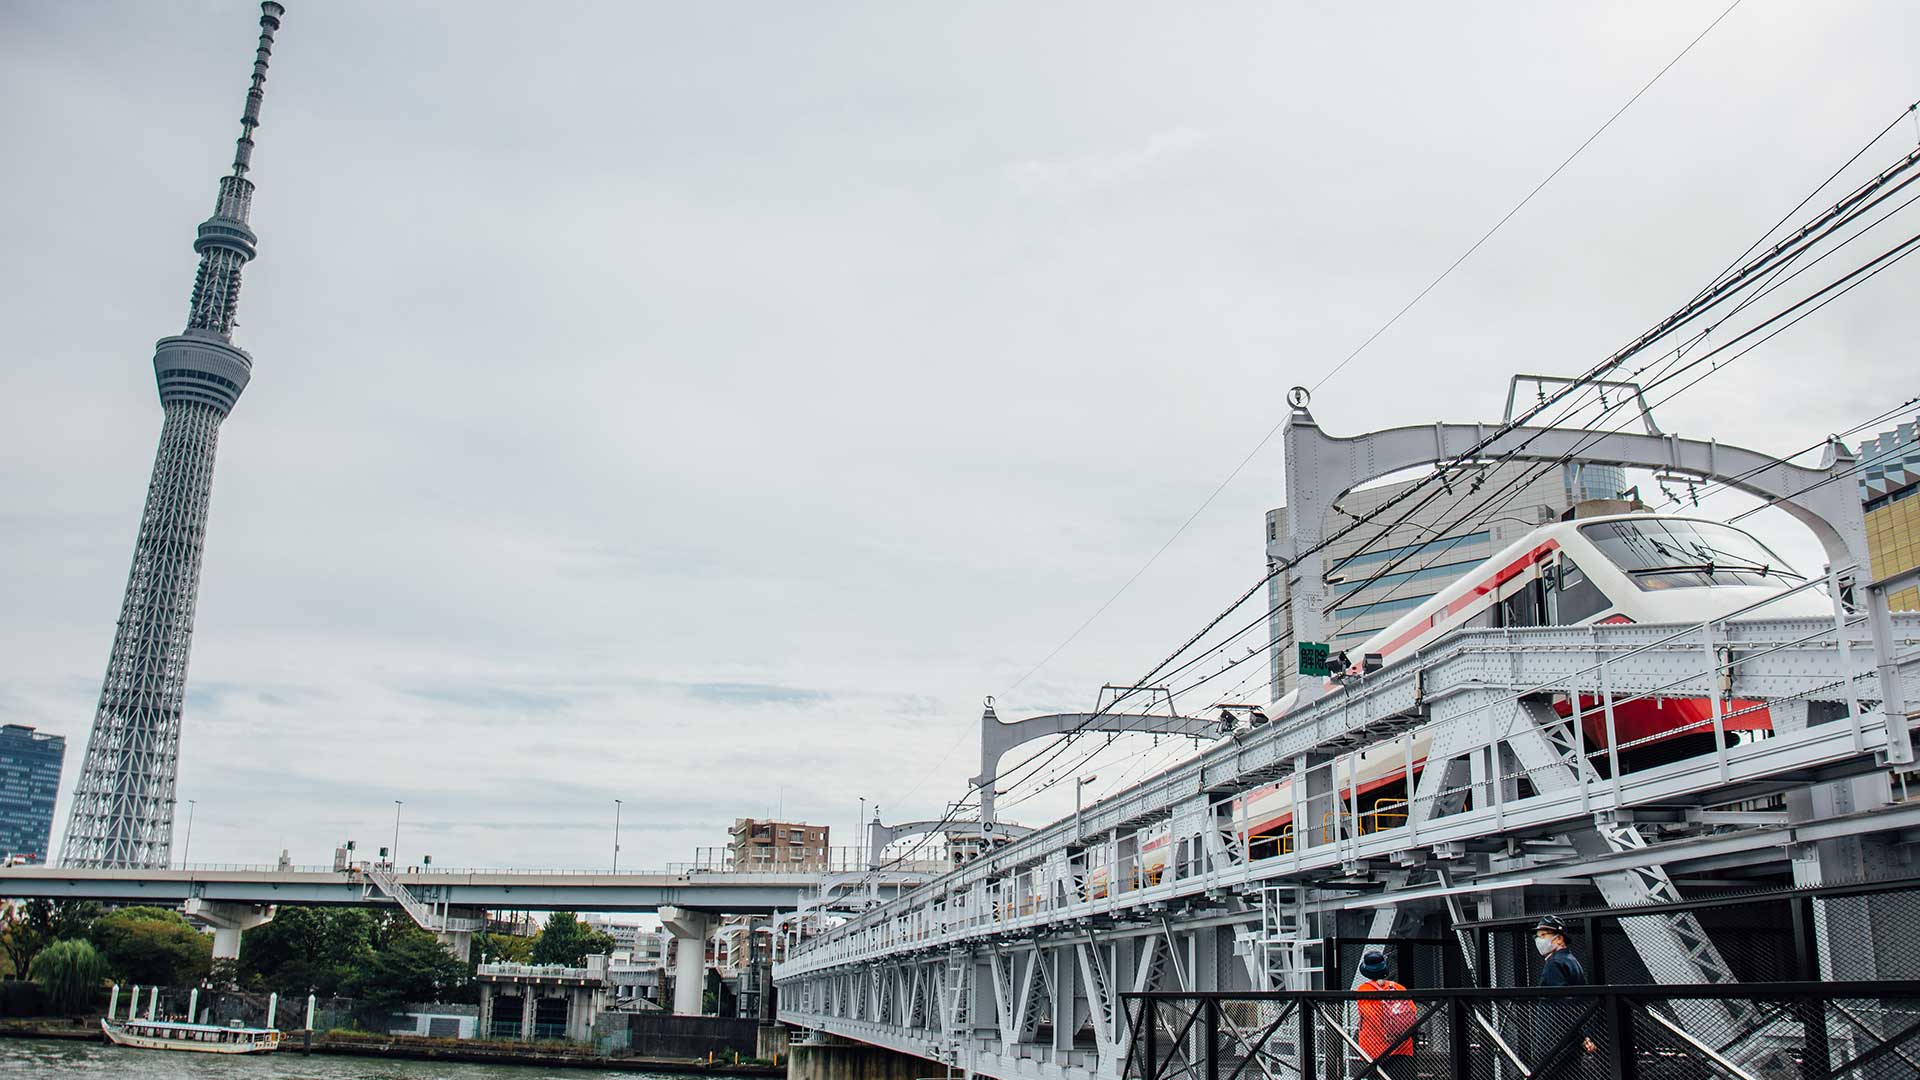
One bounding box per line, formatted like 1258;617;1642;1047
1538;949;1588;987
1533;947;1595;1064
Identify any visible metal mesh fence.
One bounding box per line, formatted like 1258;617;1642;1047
1469;878;1920;989
1127;985;1920;1080
1327;937;1458;991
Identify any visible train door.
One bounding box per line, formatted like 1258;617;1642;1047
1497;576;1548;628
1550;555;1612;624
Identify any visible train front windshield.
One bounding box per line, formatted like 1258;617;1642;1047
1581;518;1804;590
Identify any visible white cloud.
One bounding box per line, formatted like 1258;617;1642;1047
2;0;1917;875
1005;128;1214;197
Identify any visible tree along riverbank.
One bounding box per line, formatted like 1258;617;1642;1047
0;1017;782;1074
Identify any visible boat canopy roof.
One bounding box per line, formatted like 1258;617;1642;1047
123;1018;275;1035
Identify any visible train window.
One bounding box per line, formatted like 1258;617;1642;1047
1582;519;1805;591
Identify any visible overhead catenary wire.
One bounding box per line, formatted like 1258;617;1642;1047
1326;173;1920;634
1327;230;1920;644
867;111;1920;878
1325;228;1920;646
997;3;1749;696
1657;397;1920;514
1311;133;1920;636
994;211;1920;829
1085;150;1920;800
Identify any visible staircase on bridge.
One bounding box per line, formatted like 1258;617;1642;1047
361;862;483;934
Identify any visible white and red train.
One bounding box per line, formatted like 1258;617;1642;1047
1069;513;1825;898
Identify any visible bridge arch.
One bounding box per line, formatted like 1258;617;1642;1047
1274;389;1871;707
971;699;1226;825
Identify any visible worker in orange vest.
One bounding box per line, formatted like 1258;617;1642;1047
1355;948;1416;1079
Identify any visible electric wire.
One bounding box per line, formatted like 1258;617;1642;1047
995;211;1920;825
997;3;1749;696
864;114;1920;881
1313;140;1920;634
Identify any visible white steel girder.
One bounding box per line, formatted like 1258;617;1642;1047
1273;402;1870;707
781;620;1919;1080
780;616;1920;989
786;922;1274;1080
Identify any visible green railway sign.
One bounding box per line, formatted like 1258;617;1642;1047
1297;641;1331;677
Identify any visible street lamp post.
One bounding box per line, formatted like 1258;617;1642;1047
180;799;197;870
391;800;403;867
1075;776;1098;842
613;799;623;874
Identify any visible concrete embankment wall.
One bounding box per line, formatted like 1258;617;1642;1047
307;1029;781;1073
789;1041;939;1080
605;1013;763;1058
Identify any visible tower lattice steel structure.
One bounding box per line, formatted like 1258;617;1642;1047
61;2;289;869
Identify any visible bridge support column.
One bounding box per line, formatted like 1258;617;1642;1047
437;905;485;963
661;906;716;1016
183;898;274;960
1050;944;1083;1054
1789;773;1905;980
790;1039;937;1080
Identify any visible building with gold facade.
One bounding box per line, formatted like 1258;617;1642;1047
1859;415;1920;611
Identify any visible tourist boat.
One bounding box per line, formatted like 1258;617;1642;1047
101;1016;283;1054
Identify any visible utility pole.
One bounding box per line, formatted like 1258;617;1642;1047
613;798;622;874
179;800;197;869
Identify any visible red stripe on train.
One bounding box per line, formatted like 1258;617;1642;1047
1359;541;1561;665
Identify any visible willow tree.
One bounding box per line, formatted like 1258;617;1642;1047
29;939;107;1014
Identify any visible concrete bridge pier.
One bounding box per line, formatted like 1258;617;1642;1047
437;905;487;963
661;905;716;1015
790;1036;940;1080
184;898;274;959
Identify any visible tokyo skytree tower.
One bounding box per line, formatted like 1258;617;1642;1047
61;3;290;868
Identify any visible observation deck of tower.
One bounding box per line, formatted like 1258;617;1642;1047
60;3;290;869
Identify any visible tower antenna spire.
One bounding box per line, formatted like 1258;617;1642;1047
230;2;284;179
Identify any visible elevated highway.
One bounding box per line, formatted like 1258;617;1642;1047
0;864;845;913
0;862;929;971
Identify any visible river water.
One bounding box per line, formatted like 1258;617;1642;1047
0;1037;691;1078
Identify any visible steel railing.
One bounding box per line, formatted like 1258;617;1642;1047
777;585;1920;975
1126;982;1920;1080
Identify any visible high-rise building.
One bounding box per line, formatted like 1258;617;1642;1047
61;4;289;869
1263;461;1623;701
1857;413;1920;613
0;725;67;862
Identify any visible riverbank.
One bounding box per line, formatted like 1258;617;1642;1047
306;1031;782;1073
0;1019;782;1073
1;1014;779;1068
0;1016;101;1040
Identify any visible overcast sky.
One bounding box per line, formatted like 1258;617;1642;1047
2;1;1916;872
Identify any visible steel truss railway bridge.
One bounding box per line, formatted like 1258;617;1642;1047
773;392;1920;1080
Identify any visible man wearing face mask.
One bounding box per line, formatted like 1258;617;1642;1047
1533;915;1598;1062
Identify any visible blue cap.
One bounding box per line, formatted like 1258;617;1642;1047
1359;949;1389;977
